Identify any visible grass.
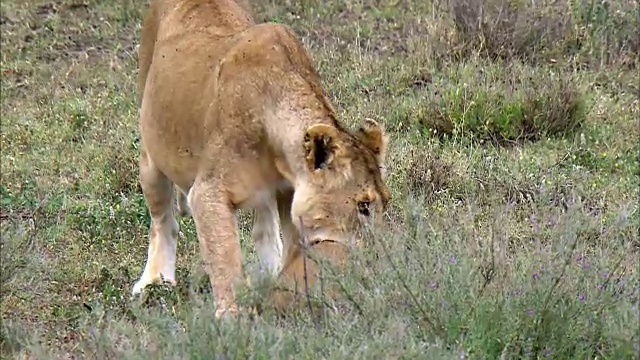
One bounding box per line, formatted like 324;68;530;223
1;0;638;358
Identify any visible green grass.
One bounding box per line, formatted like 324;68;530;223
1;0;638;358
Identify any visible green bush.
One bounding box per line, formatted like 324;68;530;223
417;61;586;144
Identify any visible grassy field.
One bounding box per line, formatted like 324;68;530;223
1;0;639;358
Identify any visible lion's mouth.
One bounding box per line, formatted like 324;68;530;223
306;237;339;247
301;229;357;247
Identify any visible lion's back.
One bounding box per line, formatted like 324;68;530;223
138;0;255;98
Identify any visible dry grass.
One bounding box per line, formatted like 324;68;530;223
444;0;640;68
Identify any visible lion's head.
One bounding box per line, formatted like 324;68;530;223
291;118;391;246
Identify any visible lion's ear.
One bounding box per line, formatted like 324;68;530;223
303;124;343;172
357;118;387;165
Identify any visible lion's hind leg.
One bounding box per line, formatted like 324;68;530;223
176;186;191;217
132;147;179;295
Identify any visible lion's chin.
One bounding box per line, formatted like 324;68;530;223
269;239;351;315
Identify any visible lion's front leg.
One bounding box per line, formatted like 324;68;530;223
133;148;179;295
188;177;244;318
252;191;283;277
276;189;301;270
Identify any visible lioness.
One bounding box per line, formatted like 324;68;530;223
134;0;390;317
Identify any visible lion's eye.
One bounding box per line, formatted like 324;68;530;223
357;201;371;217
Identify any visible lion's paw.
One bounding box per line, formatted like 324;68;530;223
214;304;239;320
132;273;176;295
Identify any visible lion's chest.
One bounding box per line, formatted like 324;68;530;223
227;164;292;210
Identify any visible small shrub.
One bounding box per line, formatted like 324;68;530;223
443;0;639;68
405;147;453;202
418;61;586;144
449;0;571;62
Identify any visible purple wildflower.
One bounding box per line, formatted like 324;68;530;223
430;281;438;289
618;212;628;223
544;347;552;358
582;262;590;270
449;256;456;265
579;293;586;301
532;271;540;280
601;271;609;278
598;284;604;291
529;214;540;233
527;310;535;316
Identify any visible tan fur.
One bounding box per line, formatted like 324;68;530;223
133;0;390;318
